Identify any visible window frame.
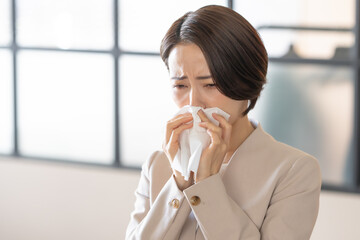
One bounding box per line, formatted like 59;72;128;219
0;0;359;194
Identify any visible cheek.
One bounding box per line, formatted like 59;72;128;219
228;101;248;123
210;95;244;122
206;91;228;107
172;90;189;108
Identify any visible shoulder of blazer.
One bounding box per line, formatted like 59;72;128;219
255;125;322;187
226;123;321;185
248;123;318;163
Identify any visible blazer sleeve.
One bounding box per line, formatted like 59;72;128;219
183;174;261;240
125;152;192;240
182;155;321;240
260;155;322;240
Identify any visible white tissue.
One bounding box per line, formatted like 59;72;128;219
172;105;230;181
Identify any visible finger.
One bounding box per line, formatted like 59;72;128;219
198;122;228;154
167;122;193;158
208;129;223;147
197;109;211;123
212;113;232;144
166;119;192;148
169;112;192;123
170;121;193;143
198;121;222;137
167;113;193;130
165;113;193;143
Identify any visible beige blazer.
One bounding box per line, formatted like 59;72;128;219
126;121;322;240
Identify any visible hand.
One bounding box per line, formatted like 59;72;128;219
195;109;232;183
162;112;195;191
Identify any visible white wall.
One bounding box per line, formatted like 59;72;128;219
312;191;360;239
0;156;359;240
0;156;139;240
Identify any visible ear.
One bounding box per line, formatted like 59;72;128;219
239;100;249;111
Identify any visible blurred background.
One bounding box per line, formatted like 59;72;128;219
0;0;360;239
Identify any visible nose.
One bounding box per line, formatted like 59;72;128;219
189;87;205;108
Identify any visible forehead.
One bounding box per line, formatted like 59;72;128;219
168;43;209;74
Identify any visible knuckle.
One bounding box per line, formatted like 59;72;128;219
175;124;189;133
201;122;208;127
212;138;221;145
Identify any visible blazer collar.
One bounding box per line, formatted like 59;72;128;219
222;119;275;176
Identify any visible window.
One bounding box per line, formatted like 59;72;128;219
17;51;114;163
17;0;113;49
236;0;359;191
0;0;11;46
1;0;359;193
0;49;13;154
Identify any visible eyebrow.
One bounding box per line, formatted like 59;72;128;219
170;75;212;80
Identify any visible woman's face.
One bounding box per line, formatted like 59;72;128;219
168;43;248;124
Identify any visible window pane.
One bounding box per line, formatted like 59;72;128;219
0;50;13;153
248;63;354;187
234;0;355;58
0;0;11;45
17;0;113;49
119;0;227;52
119;55;177;166
258;30;354;59
18;51;114;164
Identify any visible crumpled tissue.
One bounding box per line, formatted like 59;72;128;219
172;105;230;181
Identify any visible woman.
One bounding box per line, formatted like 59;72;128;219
126;5;321;240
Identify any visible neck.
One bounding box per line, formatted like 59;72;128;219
224;115;255;163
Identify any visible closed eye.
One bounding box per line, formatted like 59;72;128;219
205;84;216;88
173;84;187;89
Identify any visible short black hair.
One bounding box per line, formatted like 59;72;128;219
160;5;268;116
